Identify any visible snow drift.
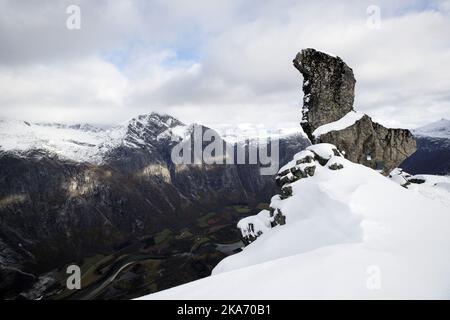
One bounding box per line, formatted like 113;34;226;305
312;111;364;138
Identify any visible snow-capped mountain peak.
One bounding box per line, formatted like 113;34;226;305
413;118;450;139
126;112;184;130
0;112;189;163
122;112;187;148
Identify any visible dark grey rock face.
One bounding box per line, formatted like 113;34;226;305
294;48;416;174
293;48;356;140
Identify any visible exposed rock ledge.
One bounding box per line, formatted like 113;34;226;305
293;48;416;174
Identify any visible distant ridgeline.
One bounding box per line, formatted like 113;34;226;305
293;48;416;174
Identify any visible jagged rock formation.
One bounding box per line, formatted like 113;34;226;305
238;144;344;244
319;115;417;175
293;48;416;174
293;49;356;138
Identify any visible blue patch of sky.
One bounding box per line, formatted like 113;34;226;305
100;39;201;72
100;23;205;71
381;0;443;18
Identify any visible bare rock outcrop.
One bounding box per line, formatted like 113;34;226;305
294;48;356;139
318;115;416;174
293;48;416;174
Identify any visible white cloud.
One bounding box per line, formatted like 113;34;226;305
0;57;129;123
0;0;449;129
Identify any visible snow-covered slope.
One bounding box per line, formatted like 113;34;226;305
216;124;306;144
405;175;450;208
413;119;450;139
139;143;450;300
389;168;450;208
0;113;188;163
0;119;124;163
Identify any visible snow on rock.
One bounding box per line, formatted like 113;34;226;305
327;155;346;170
295;49;415;174
237;210;273;244
312;111;364;138
306;143;341;162
276;150;316;193
388;168;411;187
278;150;315;174
389;173;409;187
139;143;450;300
413;118;450;139
166;125;191;141
390;169;450;207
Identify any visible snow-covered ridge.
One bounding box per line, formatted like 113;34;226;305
0;113;188;163
215;123;306;144
312;111;364;138
0;114;307;163
413;119;450;139
140;143;450;299
0;119;121;163
389;168;450;208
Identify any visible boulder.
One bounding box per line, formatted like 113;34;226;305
294;48;416;174
294;48;356;139
318;115;416;174
280;185;293;199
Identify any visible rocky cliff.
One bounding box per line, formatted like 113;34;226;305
293;48;416;174
293;49;356;138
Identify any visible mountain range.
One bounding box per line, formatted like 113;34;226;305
401;119;450;175
0;112;309;299
1;112;449;299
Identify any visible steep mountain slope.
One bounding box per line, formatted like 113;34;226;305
141;144;450;299
413;119;450;139
0;113;310;299
401;119;450;175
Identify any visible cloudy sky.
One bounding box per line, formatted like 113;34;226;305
0;0;449;130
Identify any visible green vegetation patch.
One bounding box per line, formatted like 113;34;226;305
256;203;270;210
197;211;217;227
191;236;211;252
232;205;251;214
175;228;194;240
154;228;174;244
